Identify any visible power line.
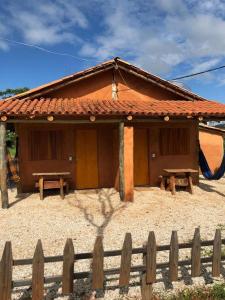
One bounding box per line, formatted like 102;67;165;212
170;64;225;80
0;37;103;62
2;37;225;81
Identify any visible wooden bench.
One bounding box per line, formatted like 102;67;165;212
32;172;70;200
159;169;198;195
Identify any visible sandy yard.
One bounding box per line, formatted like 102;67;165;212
1;176;225;299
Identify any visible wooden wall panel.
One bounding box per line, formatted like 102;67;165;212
98;128;114;188
134;128;149;186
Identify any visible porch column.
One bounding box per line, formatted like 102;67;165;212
119;122;134;202
0;122;9;208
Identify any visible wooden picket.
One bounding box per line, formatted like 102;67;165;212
119;232;132;287
0;241;12;300
32;240;44;300
62;238;75;294
212;229;221;277
146;231;156;284
92;235;104;290
1;228;225;299
191;227;201;277
141;242;153;300
169;231;179;282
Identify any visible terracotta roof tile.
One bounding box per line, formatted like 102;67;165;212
1;98;225;118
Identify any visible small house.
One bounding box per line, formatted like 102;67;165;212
1;58;225;207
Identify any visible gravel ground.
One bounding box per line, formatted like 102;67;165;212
1;176;225;299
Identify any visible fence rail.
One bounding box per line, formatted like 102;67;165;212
0;228;225;299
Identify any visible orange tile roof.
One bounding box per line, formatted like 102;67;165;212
1;98;225;118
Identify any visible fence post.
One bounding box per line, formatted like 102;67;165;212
0;241;12;300
92;236;104;290
146;231;156;284
212;229;221;277
169;231;179;282
62;238;75;295
191;228;201;277
32;240;44;300
141;242;153;300
119;233;132;287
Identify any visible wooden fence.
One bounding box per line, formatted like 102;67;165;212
0;228;225;299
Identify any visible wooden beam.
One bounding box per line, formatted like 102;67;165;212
7;119;123;124
0;122;9;209
7;118;199;124
119;122;125;200
119;123;134;202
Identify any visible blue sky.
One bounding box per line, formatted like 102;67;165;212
1;0;225;102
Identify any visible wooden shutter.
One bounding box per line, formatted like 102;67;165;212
29;130;65;161
159;128;190;155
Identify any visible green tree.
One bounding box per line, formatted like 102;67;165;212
0;87;29;99
0;87;30;156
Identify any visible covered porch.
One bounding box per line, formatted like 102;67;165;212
0;115;199;208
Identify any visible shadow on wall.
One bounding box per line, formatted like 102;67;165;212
68;188;127;237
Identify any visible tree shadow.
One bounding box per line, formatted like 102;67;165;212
69;188;127;237
9;192;32;208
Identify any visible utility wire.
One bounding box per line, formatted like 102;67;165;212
2;37;225;81
0;37;103;62
170;64;225;80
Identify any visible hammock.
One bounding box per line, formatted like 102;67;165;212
7;149;20;183
199;148;225;180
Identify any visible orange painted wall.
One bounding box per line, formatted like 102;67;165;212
124;126;134;201
116;70;181;101
47;69;182;101
199;130;224;172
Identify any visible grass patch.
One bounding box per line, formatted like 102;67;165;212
153;283;225;300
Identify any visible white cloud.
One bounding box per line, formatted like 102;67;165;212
190;58;221;74
1;0;225;85
0;0;88;46
79;0;225;83
0;19;10;50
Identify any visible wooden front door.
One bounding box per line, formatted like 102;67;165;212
75;129;98;189
134;128;149;186
98;128;115;187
